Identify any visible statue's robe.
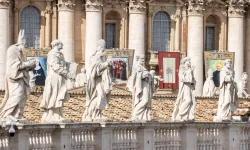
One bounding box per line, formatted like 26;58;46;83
40;49;69;122
128;64;153;121
83;57;112;121
216;67;238;121
0;45;31;118
203;77;216;97
172;67;196;121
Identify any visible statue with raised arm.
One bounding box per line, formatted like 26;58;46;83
83;39;112;122
172;57;196;122
215;59;239;122
237;72;249;98
203;69;216;97
0;30;36;123
40;40;71;123
127;55;154;121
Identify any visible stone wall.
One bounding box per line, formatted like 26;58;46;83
1;89;249;123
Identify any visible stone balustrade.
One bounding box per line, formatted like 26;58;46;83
0;122;249;150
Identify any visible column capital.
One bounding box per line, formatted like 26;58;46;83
129;0;146;14
85;0;103;12
227;0;246;18
187;0;205;16
0;0;10;9
45;1;53;14
57;0;75;11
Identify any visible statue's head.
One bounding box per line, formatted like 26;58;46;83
16;30;26;51
224;59;232;69
96;39;106;52
138;55;145;66
183;57;191;68
51;40;63;50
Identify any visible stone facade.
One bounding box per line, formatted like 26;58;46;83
1;0;250;95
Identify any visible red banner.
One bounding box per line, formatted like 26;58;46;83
158;52;181;89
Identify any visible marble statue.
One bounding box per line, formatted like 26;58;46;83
203;69;216;97
75;68;87;87
237;72;249;98
82;39;112;122
215;59;239;122
172;57;196;122
127;55;154;121
40;40;72;123
0;30;36;123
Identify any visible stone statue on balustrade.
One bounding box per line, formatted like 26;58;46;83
172;57;196;122
82;39;112;122
149;70;163;94
237;72;249;98
215;59;239;122
203;69;216;97
127;55;155;121
75;68;87;87
40;40;75;123
0;30;36;124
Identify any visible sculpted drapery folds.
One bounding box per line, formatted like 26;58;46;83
83;39;112;122
215;59;239;122
40;40;70;123
127;55;154;121
203;69;216;97
0;30;36;121
172;57;196;122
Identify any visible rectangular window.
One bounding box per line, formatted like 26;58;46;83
205;27;215;51
105;23;116;48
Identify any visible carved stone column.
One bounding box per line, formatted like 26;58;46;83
84;0;103;68
45;1;52;48
227;0;245;82
58;0;75;61
187;0;204;96
128;0;146;60
0;0;10;89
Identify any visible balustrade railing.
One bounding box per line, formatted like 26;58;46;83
29;129;53;150
0;122;249;150
197;124;223;150
240;126;250;150
71;129;95;150
112;127;138;150
154;126;182;150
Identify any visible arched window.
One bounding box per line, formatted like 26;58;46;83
153;11;171;52
20;6;41;49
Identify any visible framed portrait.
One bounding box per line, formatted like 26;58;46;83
158;52;181;89
104;49;134;82
204;51;235;87
24;48;50;86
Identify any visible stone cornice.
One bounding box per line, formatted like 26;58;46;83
0;0;10;9
57;0;75;11
227;0;246;18
186;0;205;16
85;0;103;12
129;0;146;14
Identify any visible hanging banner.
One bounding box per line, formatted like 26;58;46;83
158;52;180;89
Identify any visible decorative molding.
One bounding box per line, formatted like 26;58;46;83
186;0;205;16
104;0;126;8
129;0;146;14
57;0;75;11
0;0;10;9
227;0;246;18
85;0;103;12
